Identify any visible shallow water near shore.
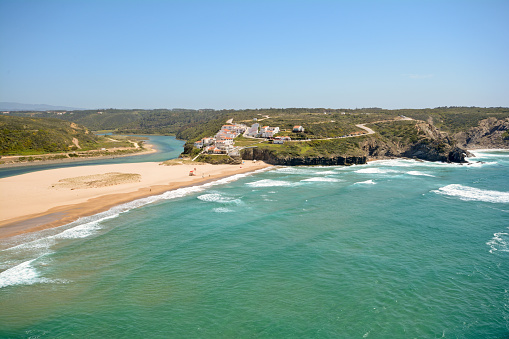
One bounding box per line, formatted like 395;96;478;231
1;151;508;338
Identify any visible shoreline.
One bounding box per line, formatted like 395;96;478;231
0;161;271;239
2;149;507;240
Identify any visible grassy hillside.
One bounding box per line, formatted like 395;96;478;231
0;116;98;155
10;107;509;140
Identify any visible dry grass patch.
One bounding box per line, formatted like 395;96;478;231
51;172;141;190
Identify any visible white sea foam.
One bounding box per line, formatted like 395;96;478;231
407;171;435;177
54;218;111;239
367;159;416;167
355;168;399;174
434;184;509;203
487;231;509;253
0;258;55;289
197;193;242;205
317;170;338;175
469;149;509;158
275;167;301;174
274;167;336;175
213;207;234;213
370;158;465;168
355;180;376;185
301;177;342;182
246;179;295;187
464;158;498;167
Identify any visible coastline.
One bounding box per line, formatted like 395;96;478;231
0;160;271;239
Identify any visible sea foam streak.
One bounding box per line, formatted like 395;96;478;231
0;258;55;289
246;179;294;187
355;180;376;185
198;193;242;205
487;231;509;253
301;177;342;182
213;207;234;213
275;167;338;176
355;168;399;174
434;184;509;203
407;171;435;177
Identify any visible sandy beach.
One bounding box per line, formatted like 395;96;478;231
0;160;270;238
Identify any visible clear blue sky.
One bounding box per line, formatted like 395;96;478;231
1;0;508;110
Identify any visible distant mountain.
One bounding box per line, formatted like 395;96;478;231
0;102;86;111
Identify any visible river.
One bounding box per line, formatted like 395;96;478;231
0;135;185;179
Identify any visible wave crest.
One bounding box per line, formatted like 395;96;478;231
197;193;242;205
246;179;294;187
434;184;509;203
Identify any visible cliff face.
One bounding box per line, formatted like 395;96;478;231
241;148;367;166
454;117;509;149
360;121;469;163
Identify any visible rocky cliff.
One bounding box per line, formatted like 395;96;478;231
454;117;509;149
241;147;367;166
359;121;470;163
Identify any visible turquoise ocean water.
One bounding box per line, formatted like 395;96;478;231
1;150;508;338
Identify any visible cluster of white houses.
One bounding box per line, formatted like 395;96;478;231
193;122;306;156
194;123;248;155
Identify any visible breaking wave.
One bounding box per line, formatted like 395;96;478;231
434;184;509;203
355;168;399;174
407;171;435;177
197;193;242;205
301;177;342;182
0;258;66;289
246;179;295;187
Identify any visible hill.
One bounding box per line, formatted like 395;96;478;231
0;116;99;155
4;106;509;164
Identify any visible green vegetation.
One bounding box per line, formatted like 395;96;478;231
369;120;425;145
6;106;509;163
255;137;367;158
392;107;509;133
10;106;509;141
0;116;98;155
231;136;263;147
195;154;239;164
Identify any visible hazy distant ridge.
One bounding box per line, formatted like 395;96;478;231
0;102;85;111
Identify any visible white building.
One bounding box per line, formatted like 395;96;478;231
216;137;234;149
261;126;280;138
245;123;260;137
202;137;215;146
